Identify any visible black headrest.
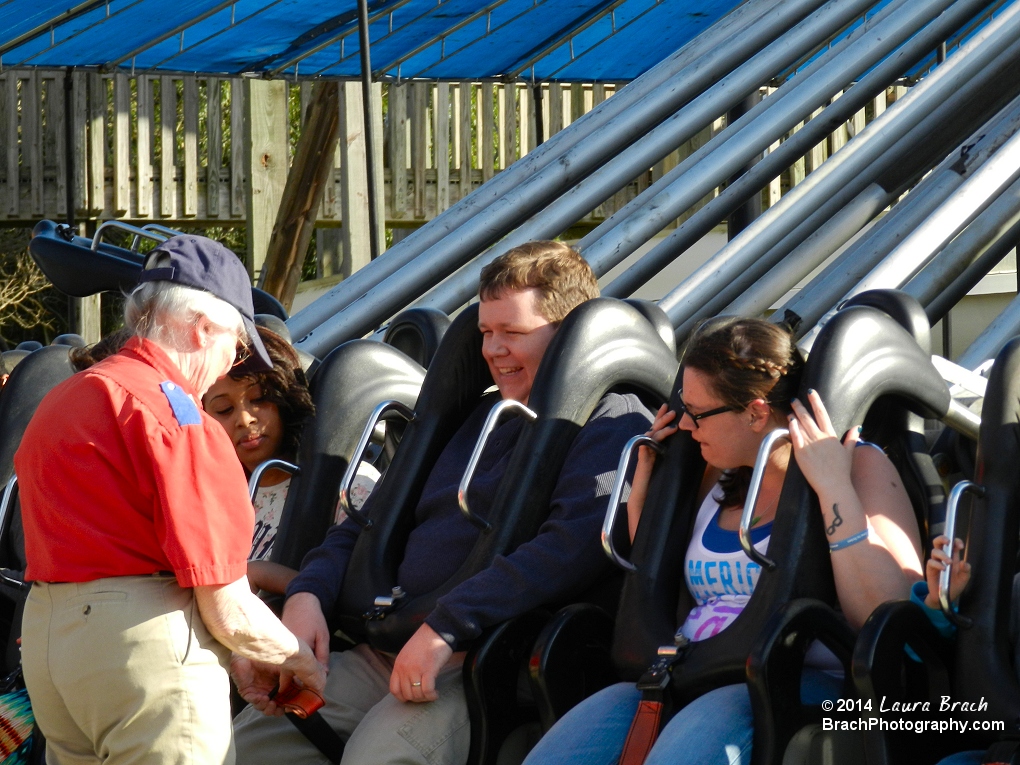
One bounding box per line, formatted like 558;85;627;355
50;334;87;348
254;314;291;342
383;307;452;369
623;299;676;356
952;337;1020;727
805;304;949;431
0;346;75;486
14;342;43;353
270;339;425;570
0;351;29;375
840;289;931;355
252;288;288;321
355;298;678;651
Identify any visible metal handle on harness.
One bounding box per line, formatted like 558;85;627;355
939;480;983;628
339;400;415;528
457;399;536;531
740;428;789;571
601;435;663;572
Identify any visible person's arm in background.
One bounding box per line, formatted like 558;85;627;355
909;534;970;640
789;391;924;629
247;560;298;595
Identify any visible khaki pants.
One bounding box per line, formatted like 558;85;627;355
233;644;470;765
22;576;234;765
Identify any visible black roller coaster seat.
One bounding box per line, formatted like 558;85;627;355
269;339;426;572
0;345;75;671
746;292;956;765
852;336;1020;765
579;292;951;765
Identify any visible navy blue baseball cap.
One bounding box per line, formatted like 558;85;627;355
137;235;273;372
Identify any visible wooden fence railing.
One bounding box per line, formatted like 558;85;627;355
0;69;902;232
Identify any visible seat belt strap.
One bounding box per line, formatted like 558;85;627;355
287;711;346;764
617;650;681;765
619;698;665;765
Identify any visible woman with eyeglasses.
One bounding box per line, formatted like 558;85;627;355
523;317;923;765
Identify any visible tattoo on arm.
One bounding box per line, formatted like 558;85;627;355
826;503;843;536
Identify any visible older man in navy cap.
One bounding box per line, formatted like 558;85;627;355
16;235;325;765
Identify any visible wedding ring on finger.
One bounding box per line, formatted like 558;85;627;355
412;681;422;687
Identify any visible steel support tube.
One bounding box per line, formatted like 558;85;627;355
286;0;791;341
296;0;841;356
907;174;1020;319
672;181;892;339
799;123;1020;350
723;183;895;318
655;6;1020;331
923;218;1020;323
774;66;1020;331
957;292;1020;369
412;0;892;315
600;0;998;300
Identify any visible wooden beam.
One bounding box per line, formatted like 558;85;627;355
182;76;199;216
206;77;221;217
160;75;176;217
230;78;246;217
389;82;408;220
52;73;68;219
434;83;449;213
136;75;152;217
87;73;105;216
25;70;42;216
72;70;87;215
339;80;371;273
258;82;339;311
113;72;130;214
411;82;426;218
243;78;289;280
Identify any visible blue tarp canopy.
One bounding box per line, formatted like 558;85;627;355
0;0;745;81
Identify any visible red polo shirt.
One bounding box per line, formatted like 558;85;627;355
15;337;253;587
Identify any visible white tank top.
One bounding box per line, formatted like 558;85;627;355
680;487;772;642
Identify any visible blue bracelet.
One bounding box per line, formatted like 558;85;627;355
828;528;869;552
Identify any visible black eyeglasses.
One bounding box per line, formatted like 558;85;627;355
677;391;739;428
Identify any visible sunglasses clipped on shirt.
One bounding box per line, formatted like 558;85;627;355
232;342;252;369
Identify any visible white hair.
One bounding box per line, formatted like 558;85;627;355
124;281;245;351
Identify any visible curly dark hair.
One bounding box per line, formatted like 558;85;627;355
230;326;315;462
681;317;804;510
68;328;134;372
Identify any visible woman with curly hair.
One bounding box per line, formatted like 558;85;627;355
203;325;377;594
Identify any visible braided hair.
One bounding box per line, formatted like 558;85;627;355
681;317;804;509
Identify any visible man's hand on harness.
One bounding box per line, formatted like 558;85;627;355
390;623;452;703
283;592;331;668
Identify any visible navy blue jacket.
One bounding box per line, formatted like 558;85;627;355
287;391;653;646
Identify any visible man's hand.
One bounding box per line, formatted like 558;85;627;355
282;592;331;669
390;623;453;703
230;654;285;716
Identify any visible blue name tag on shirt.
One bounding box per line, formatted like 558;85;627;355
159;381;202;426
